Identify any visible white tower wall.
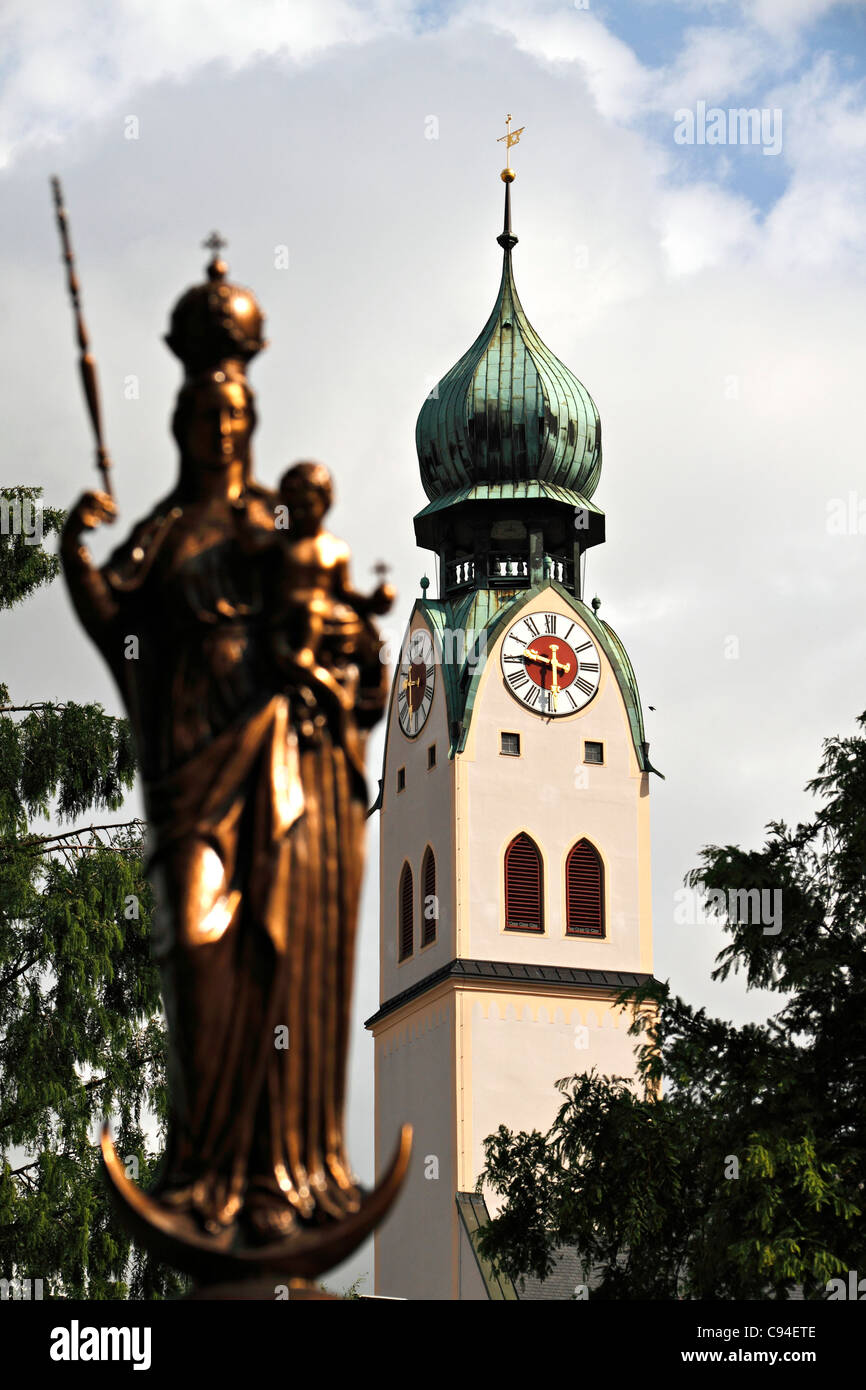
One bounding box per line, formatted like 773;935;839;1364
371;590;655;1299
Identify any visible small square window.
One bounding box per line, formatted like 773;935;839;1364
500;732;521;757
397;767;406;791
584;741;604;764
428;744;437;769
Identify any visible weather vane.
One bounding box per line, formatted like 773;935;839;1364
497;113;525;182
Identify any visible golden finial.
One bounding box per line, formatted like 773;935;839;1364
497;113;525;182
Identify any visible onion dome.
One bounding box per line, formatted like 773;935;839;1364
416;181;601;502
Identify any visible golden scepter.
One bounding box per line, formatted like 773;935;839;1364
50;176;114;500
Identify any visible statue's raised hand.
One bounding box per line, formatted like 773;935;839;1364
64;489;118;539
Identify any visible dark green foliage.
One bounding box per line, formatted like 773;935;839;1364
0;487;180;1298
477;714;866;1299
0;487;64;608
0;702;137;838
323;1272;369;1299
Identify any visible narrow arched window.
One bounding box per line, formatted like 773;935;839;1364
399;862;414;961
566;839;604;938
421;846;437;946
504;833;543;932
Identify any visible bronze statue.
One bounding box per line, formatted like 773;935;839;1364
56;215;409;1288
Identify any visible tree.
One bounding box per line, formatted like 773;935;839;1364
0;487;179;1298
477;713;866;1299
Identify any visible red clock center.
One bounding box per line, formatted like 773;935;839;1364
522;637;578;691
405;662;427;711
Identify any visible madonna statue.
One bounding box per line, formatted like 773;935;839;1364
61;243;409;1284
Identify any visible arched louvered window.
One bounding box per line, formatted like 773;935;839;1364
421;846;437;946
399;862;414;961
566;839;604;938
504;833;543;932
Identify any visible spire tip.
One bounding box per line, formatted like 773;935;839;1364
495;116;523;249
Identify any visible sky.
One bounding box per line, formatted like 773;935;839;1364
3;0;866;1292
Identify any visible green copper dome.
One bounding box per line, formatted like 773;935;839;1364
416;185;602;503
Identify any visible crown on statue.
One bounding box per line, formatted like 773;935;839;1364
165;232;266;379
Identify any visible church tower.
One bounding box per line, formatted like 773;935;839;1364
366;156;659;1301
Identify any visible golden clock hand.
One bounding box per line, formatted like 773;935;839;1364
549;643;561;711
526;646;557;710
527;646;571;680
525;643;573;710
525;647;570;670
402;669;421;707
549;645;573;677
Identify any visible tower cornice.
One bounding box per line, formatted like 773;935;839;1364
365;957;655;1030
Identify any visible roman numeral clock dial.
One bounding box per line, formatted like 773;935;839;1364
398;629;436;737
500;611;601;717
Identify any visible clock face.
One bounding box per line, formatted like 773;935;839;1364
500;610;601;717
398;628;436;737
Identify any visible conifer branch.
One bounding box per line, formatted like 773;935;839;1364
0;703;72;714
0;953;42;991
1;819;146;860
0;1053;161;1135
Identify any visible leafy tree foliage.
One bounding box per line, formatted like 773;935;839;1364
0;487;179;1298
477;716;866;1299
0;487;64;608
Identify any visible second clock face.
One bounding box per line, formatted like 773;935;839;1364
500;610;601;717
398;628;436;737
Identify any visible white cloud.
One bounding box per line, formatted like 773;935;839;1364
0;0;409;166
650;24;780;111
761;56;866;268
745;0;866;36
657;183;759;273
455;1;652;120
